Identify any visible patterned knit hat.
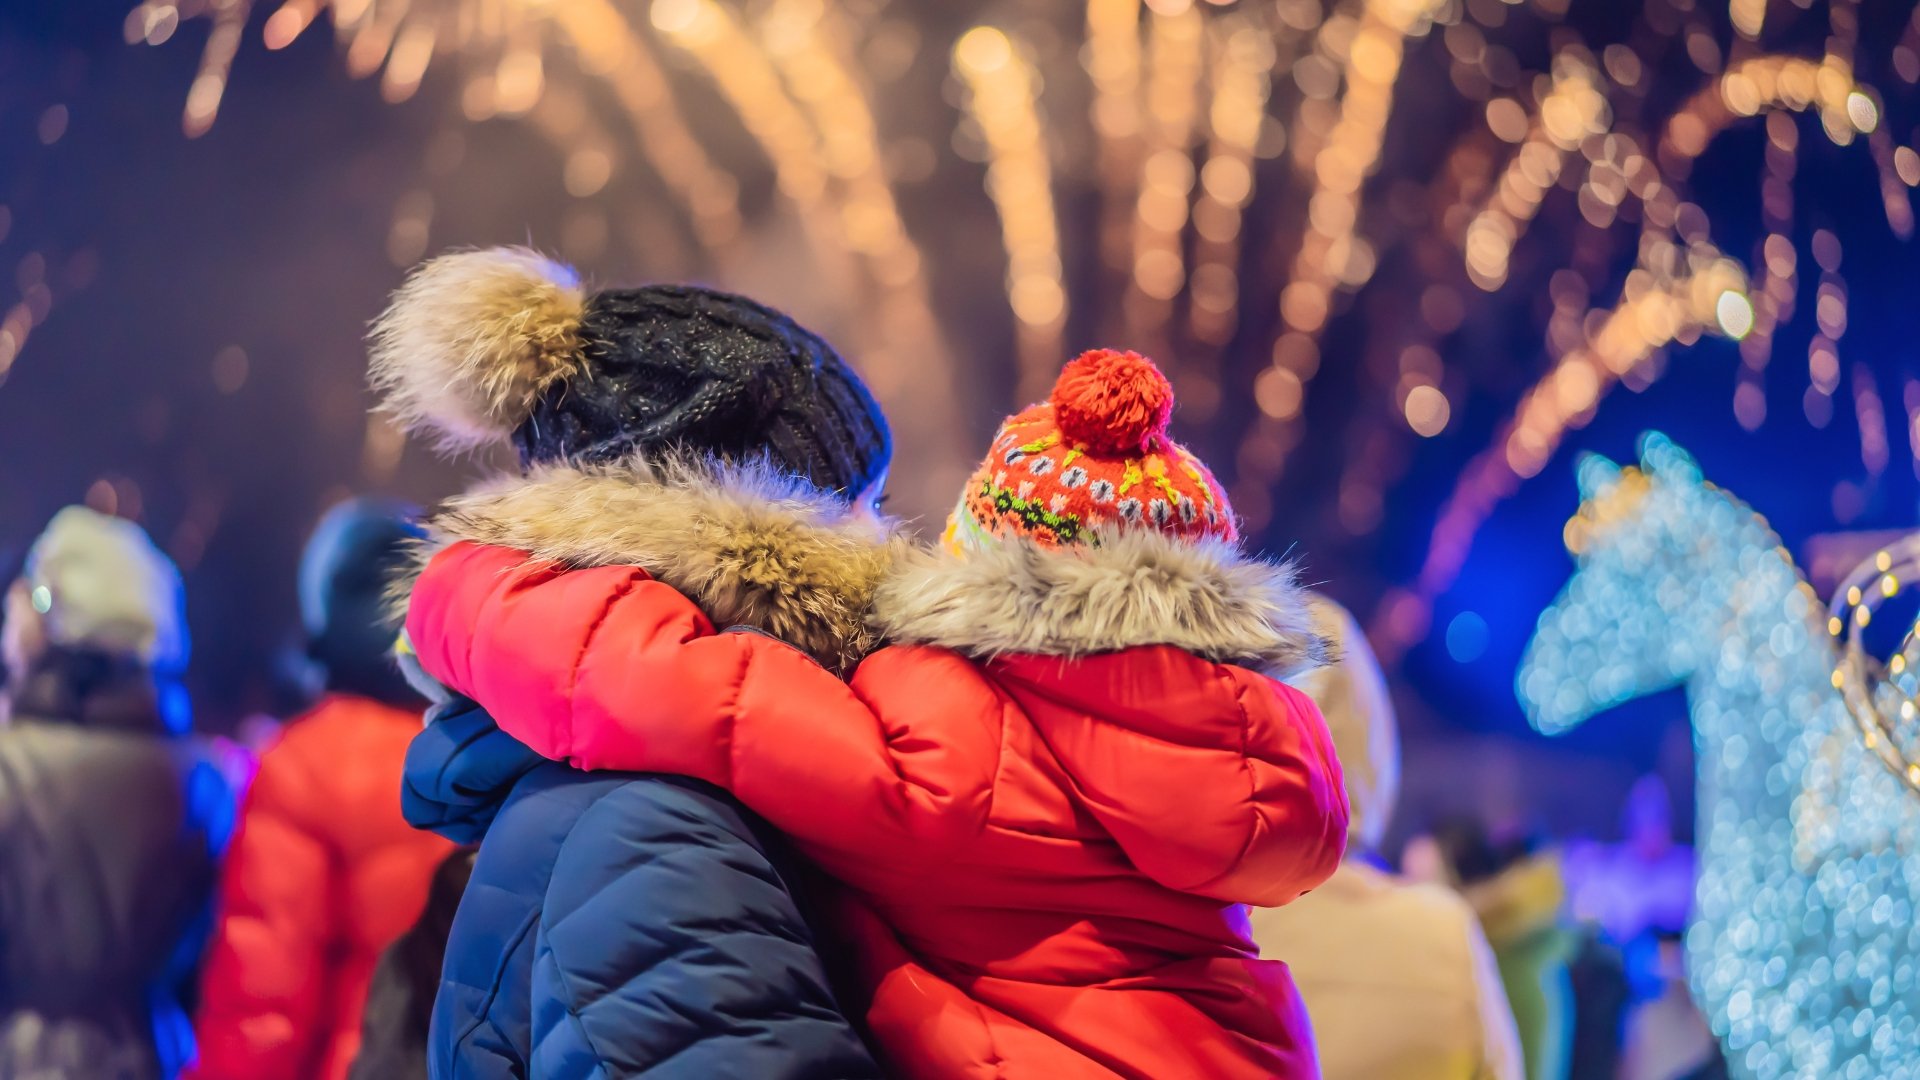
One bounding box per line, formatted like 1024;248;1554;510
947;348;1234;551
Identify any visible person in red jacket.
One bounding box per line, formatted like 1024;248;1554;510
403;347;1349;1079
189;499;454;1080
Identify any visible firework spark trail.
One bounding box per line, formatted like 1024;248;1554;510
1187;17;1275;356
1734;112;1799;431
1086;0;1143;277
1334;42;1648;566
761;0;921;285
1185;0;1325;353
1404;50;1889;634
139;0;961;482
650;0;856;293
954;26;1065;406
1333;7;1694;543
1503;251;1750;479
380;17;438;101
1461;50;1609;292
1804;234;1848;429
0;294;40;389
1234;0;1448;504
342;0;408;78
183;0;248;136
758;0;965;476
650;0;824;204
1172;0;1318;378
1182;5;1320;495
1275;0;1447;356
155;0;746;248
546;0;743;249
1657;54;1865;178
1123;0;1204;356
1399;251;1750;648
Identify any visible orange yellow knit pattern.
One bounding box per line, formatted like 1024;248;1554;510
949;349;1235;549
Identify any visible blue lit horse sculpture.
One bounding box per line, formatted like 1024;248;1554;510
1518;433;1919;1080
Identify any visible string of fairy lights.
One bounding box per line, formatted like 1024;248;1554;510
1831;536;1920;797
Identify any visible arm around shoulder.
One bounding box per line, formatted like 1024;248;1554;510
532;778;881;1078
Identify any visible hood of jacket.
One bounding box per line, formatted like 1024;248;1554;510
397;453;909;674
1288;594;1398;854
868;527;1329;679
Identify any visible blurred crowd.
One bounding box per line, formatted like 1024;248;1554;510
0;247;1731;1080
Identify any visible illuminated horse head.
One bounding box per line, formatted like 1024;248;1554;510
1518;432;1920;1080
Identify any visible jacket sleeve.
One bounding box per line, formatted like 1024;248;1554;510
405;541;1003;855
186;746;333;1080
529;777;881;1079
994;652;1348;907
1200;670;1349;905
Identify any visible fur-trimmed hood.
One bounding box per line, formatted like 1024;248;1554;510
870;529;1329;679
401;455;909;674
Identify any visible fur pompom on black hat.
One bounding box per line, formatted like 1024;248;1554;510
369;247;585;452
369;247;891;497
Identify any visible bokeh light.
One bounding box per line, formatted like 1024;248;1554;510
1445;610;1488;663
1716;290;1756;340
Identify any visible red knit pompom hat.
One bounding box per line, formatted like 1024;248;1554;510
945;348;1236;551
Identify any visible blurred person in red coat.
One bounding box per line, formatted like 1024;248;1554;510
402;348;1349;1079
188;498;453;1080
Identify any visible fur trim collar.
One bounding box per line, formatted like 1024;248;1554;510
407;455;909;674
869;530;1329;678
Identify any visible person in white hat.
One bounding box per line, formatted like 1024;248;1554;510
0;506;233;1080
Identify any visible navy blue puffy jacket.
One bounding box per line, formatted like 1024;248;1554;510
401;702;880;1079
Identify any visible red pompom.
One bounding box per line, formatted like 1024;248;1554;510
1048;348;1175;455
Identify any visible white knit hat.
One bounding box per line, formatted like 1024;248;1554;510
1288;594;1398;854
23;507;188;672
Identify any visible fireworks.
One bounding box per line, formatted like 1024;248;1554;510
952;26;1064;405
113;0;1920;640
129;0;503;135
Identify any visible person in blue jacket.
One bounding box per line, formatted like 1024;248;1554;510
369;248;891;1078
401;701;880;1079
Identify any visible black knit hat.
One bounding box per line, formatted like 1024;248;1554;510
368;248;891;497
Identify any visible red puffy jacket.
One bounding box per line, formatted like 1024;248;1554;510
407;493;1349;1080
189;695;453;1080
